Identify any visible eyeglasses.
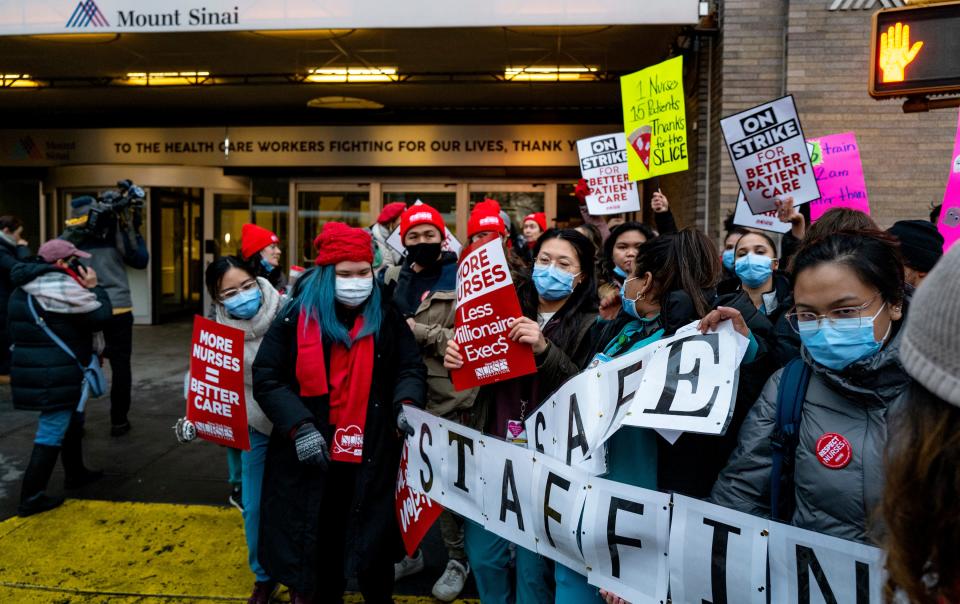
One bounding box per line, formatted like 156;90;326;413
218;279;258;301
534;256;580;275
785;293;883;333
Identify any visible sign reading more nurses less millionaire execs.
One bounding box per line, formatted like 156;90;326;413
806;132;870;222
721;95;821;215
575;133;642;215
621;56;689;181
450;234;536;391
187;316;250;450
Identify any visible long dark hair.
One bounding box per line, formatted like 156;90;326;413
205;256;254;301
792;229;904;308
601;221;657;283
633;227;720;318
883;383;960;604
519;228;598;349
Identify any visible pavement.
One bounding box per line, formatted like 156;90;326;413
0;320;478;603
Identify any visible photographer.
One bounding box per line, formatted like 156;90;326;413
67;184;148;437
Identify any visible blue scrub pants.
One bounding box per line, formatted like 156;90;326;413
463;519;554;604
241;429;271;583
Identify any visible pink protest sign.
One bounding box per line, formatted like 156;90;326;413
937;110;960;252
807;132;870;222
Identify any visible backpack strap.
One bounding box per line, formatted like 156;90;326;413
769;357;812;521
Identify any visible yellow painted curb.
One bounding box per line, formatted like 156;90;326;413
0;500;477;603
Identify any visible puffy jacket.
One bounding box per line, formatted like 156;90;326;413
383;259;479;419
8;262;112;412
710;309;912;544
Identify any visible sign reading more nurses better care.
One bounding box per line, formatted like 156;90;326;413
721;95;820;215
187;316;249;450
450;234;536;391
575;133;641;215
621;56;689;181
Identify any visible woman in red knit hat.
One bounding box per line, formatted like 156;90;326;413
252;222;426;604
467;200;530;279
240;223;285;291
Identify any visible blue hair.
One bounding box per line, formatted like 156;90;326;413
291;265;382;347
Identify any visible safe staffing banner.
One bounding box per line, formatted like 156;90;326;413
187;316;250;450
721;95;820;215
450;234;536;391
620;56;689;181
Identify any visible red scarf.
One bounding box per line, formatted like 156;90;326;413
296;310;375;463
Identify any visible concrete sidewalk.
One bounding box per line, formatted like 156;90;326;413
0;321;477;601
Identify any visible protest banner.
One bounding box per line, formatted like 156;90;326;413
733;190;791;234
395;440;443;556
399;407;888;603
669;495;769;604
449;233;536;391
807;132;870;221
938;109;960;251
187;316;249;450
621;56;688;181
575;132;642;215
721;95;820;215
769;522;884;604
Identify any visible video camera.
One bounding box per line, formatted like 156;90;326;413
63;179;145;244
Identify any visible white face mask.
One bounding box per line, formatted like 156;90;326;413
334;276;374;307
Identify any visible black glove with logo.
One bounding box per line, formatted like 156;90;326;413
294;423;329;469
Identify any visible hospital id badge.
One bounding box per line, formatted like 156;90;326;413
505;419;528;445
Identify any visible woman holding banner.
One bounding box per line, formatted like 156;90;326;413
444;228;598;604
202;256;284;604
252;222;426;604
710;229;912;544
883;245;960;604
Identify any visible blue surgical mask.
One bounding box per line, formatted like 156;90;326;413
620;280;642;319
799;304;890;371
735;253;774;288
533;264;577;301
722;249;735;271
223;287;262;320
260;257;275;273
613;265;629;280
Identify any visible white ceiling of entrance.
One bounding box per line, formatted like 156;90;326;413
0;26;681;114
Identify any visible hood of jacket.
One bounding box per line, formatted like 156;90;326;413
802;295;912;408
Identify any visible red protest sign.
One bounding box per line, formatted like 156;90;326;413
395;438;443;557
186;316;250;450
450;234;536;391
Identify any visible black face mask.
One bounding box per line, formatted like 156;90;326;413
406;242;442;268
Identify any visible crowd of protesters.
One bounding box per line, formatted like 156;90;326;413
8;179;960;604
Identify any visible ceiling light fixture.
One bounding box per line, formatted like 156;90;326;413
306;96;384;109
504;66;599;82
305;67;398;83
1;74;40;88
123;71;212;86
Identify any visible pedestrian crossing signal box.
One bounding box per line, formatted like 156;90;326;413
869;1;960;99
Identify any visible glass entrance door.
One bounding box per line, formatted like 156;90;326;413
295;185;370;266
152;187;203;322
467;184;549;238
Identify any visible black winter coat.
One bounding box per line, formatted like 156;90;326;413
252;297;427;594
8;262;112;412
0;237;30;328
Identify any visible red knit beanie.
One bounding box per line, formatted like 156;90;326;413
241;223;280;260
468;199;506;239
523;212;547;233
313;222;373;266
399;203;445;240
377;202;407;225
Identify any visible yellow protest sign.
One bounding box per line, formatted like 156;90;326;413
620;56;688;180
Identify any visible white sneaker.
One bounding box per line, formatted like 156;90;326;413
431;559;470;602
394;549;425;581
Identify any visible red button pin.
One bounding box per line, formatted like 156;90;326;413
815;433;853;469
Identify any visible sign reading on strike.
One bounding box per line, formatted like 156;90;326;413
938;109;960;252
450;234;536;391
575;133;641;216
807;132;870;221
621;56;688;181
187;316;250;450
721;95;820;215
395;438;443;556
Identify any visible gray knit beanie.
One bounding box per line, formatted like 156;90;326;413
900;243;960;407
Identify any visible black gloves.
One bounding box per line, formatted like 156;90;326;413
294;423;329;469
